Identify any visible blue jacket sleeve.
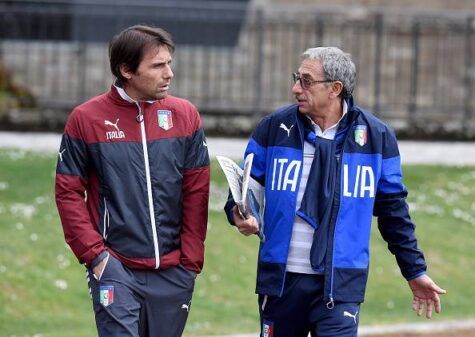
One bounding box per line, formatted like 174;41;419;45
373;127;427;280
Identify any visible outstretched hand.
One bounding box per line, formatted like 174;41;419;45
408;274;446;319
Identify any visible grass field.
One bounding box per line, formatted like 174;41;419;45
0;148;474;337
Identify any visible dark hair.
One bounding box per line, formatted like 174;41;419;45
109;25;175;84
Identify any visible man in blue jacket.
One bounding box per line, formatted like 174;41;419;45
224;47;445;337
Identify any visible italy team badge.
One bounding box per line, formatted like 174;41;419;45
100;285;114;307
158;110;173;130
354;125;367;146
263;321;274;337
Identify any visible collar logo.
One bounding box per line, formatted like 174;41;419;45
158;110;173;130
354;125;367;146
105;119;126;140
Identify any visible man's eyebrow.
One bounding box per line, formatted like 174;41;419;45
300;73;314;79
151;59;172;66
297;70;311;76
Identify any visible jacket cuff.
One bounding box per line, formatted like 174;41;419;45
224;199;237;226
180;257;202;274
228;206;236;226
406;270;426;281
89;250;108;269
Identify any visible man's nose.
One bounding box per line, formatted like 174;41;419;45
164;65;174;79
292;81;302;95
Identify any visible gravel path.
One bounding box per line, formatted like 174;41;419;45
1;132;475;165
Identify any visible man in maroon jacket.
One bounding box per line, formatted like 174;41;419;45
55;25;210;337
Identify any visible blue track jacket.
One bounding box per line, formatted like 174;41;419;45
225;98;427;304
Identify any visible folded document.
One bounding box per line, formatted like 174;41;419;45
216;154;265;242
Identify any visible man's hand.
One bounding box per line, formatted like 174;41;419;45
92;253;109;280
408;274;446;319
233;206;259;236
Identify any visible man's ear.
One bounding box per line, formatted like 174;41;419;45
330;81;344;98
119;63;133;80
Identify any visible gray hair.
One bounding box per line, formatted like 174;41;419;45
302;47;356;98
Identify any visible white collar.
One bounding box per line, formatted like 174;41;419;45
113;83;155;104
306;100;348;140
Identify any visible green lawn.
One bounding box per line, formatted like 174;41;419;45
0;148;474;336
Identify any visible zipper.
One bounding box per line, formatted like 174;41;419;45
326;152;340;309
325;114;356;307
136;103;160;269
103;197;109;239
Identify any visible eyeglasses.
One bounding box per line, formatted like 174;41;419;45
292;72;333;90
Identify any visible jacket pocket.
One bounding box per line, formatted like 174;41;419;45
177;263;197;279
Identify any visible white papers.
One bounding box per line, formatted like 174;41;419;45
216;153;265;241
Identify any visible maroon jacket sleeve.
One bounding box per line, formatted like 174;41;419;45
55;109;106;266
179;106;210;273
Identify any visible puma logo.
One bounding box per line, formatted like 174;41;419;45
104;119;120;132
58;149;66;162
343;311;358;324
279;123;294;137
181;299;192;312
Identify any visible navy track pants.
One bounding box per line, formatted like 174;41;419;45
259;273;360;337
87;254;195;337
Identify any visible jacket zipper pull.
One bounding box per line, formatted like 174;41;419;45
326;297;335;310
136;102;144;123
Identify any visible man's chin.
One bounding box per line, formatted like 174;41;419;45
152;91;168;100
